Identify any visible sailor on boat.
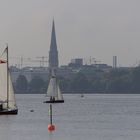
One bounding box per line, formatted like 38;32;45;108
50;96;55;101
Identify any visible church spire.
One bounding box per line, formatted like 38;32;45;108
49;20;59;68
50;20;57;50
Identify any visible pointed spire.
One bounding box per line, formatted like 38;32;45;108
49;20;59;68
50;20;57;50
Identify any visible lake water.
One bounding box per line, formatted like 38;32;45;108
1;94;140;140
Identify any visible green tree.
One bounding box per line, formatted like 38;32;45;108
91;79;106;93
29;76;45;93
59;77;71;93
131;66;140;92
16;75;28;93
71;72;91;93
104;69;132;93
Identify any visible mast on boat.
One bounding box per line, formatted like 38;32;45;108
6;45;9;109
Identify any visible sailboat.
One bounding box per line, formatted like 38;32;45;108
44;69;64;103
0;46;18;115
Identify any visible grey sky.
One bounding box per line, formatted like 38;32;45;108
0;0;140;67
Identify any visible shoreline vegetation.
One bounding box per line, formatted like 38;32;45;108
14;66;140;94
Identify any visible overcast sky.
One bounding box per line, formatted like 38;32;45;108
0;0;140;67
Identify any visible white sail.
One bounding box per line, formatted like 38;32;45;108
46;77;58;97
0;47;17;109
0;62;7;105
46;76;63;101
56;81;63;100
8;73;17;109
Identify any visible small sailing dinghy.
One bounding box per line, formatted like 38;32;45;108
0;46;18;115
44;69;64;103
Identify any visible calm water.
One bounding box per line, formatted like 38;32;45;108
1;94;140;140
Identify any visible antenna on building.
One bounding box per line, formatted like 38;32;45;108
36;56;48;67
113;56;117;68
10;56;31;69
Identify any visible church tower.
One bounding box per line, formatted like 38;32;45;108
49;20;59;69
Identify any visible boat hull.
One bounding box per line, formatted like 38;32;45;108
43;100;64;103
0;109;18;115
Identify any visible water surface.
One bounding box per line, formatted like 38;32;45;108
0;94;140;140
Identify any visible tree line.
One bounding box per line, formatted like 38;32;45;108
15;66;140;94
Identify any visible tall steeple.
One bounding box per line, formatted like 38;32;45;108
49;20;59;69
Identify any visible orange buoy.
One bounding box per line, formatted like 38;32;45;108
48;124;55;131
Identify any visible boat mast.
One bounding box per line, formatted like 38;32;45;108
6;45;9;108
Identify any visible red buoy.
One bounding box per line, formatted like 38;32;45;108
48;124;55;131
